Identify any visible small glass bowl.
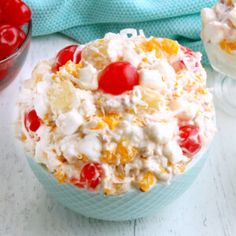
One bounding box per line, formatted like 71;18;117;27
0;21;32;91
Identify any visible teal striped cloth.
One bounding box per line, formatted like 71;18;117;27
24;0;217;64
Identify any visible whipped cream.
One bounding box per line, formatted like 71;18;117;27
56;109;83;135
17;30;216;195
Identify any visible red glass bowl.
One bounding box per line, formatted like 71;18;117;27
0;21;32;91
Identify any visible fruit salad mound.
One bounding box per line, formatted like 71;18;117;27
201;0;236;77
17;30;216;195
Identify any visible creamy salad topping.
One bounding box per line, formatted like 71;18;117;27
17;30;215;195
201;0;236;78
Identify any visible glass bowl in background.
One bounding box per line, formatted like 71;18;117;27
203;41;236;116
0;21;32;91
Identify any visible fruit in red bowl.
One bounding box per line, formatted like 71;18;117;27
0;0;32;90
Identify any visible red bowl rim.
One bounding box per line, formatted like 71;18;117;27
0;20;32;64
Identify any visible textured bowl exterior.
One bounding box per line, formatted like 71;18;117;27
27;151;207;221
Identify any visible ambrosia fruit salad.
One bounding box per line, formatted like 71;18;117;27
201;0;236;77
17;29;216;195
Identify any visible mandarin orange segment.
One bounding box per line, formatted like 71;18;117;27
104;188;113;195
116;141;138;164
141;38;179;57
197;87;207;95
90;121;106;130
142;57;148;62
139;171;156;192
115;166;125;179
101;113;121;130
54;168;67;184
20;133;27;142
220;39;236;54
161;38;179;55
141;38;163;58
100;150;117;164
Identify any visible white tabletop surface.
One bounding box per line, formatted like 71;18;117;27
0;34;236;236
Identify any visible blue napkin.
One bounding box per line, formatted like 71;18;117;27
24;0;217;64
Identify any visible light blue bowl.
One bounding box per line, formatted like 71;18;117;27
27;149;208;221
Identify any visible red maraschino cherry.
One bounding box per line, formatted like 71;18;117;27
98;62;139;95
71;162;104;189
178;125;202;157
24;109;41;132
53;45;82;71
0;25;26;60
1;0;32;27
0;8;3;23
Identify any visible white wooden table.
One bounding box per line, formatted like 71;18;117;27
0;34;236;236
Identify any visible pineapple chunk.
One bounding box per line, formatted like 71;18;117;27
141;87;161;108
64;60;83;77
48;80;76;113
82;40;109;70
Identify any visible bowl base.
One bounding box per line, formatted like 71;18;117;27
27;154;207;221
